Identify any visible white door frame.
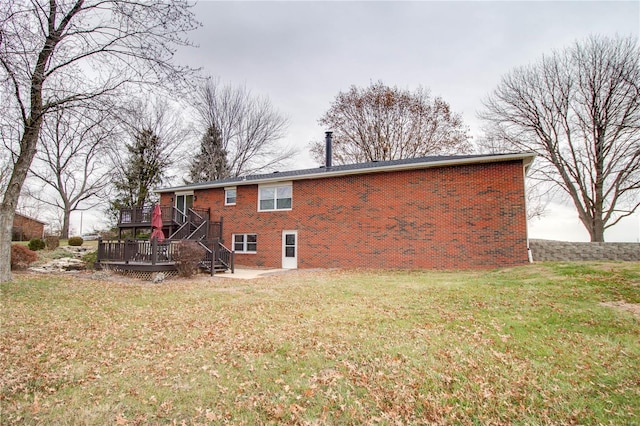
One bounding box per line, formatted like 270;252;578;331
174;192;193;222
282;230;298;269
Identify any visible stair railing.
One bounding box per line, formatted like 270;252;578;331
168;221;190;239
198;240;214;274
187;219;209;240
217;242;234;274
189;208;205;223
173;206;188;224
170;208;207;239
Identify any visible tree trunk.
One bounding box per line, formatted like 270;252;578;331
61;209;71;239
589;218;606;243
0;206;15;282
580;212;606;242
0;127;42;282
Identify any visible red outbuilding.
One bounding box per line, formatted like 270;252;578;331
12;213;46;241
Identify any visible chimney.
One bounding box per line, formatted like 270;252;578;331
325;131;333;168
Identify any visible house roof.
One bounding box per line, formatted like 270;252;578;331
14;212;47;224
156;152;536;193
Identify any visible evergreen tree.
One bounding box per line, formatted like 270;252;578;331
188;125;230;183
110;128;171;218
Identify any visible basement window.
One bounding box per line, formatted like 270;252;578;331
258;183;292;211
233;234;257;253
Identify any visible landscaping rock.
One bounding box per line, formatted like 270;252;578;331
152;272;166;283
29;258;86;273
91;271;113;280
60;246;92;259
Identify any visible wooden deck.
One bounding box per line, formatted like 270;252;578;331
97;238;234;274
102;206;232;274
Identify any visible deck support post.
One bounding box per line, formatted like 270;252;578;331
210;242;215;277
151;238;157;266
97;238;104;262
124;239;133;264
212;241;219;276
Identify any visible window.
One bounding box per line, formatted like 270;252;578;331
259;183;292;211
233;234;257;253
225;187;236;206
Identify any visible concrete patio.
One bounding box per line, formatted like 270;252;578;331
214;268;288;280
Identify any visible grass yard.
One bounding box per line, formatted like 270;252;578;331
1;263;639;425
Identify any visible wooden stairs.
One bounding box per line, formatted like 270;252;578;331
99;206;233;274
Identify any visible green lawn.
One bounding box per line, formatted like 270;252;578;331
1;263;639;424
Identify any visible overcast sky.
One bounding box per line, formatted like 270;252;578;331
170;0;640;242
78;1;640;240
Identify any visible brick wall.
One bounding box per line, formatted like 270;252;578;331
529;239;640;262
164;160;529;270
12;214;45;240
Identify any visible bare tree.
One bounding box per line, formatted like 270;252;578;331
28;105;115;239
0;152;12;196
310;81;471;165
0;0;198;281
480;35;640;242
193;78;294;177
17;185;60;233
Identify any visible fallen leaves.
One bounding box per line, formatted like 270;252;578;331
1;266;639;424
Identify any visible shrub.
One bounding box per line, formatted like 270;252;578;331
81;251;98;270
100;230;118;240
11;244;38;270
68;236;84;246
28;238;46;251
47;249;74;260
45;235;60;250
173;240;205;277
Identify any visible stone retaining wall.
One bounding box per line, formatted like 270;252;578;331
529;239;640;262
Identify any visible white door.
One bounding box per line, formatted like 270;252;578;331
282;230;298;269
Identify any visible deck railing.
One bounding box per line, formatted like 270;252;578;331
118;206;174;226
98;238;179;265
107;207;228;272
209;217;223;241
97;238;233;272
118;206;211;226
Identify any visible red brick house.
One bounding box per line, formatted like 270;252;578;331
12;213;46;241
155;152;535;270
